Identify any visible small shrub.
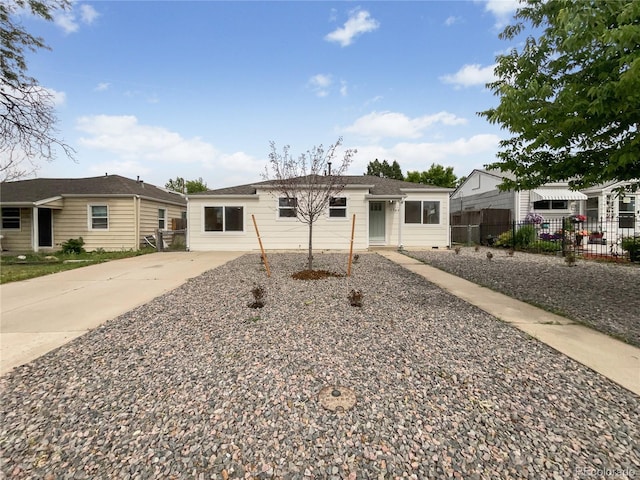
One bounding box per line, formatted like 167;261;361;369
515;225;536;249
61;237;85;255
352;253;360;264
348;289;363;307
621;236;640;262
535;240;561;253
495;230;513;248
565;252;576;266
248;285;265;309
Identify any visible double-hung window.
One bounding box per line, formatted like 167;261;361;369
158;208;167;230
204;206;244;232
278;197;297;218
329;197;347;218
90;205;108;230
404;200;440;224
1;208;21;229
619;196;636;228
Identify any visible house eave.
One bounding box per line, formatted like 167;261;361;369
187;194;259;200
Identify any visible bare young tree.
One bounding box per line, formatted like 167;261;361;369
1;0;75;181
264;137;356;271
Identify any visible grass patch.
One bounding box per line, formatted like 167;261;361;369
0;248;155;284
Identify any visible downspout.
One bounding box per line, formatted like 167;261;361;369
32;206;39;252
185;196;190;251
134;195;140;250
398;199;403;250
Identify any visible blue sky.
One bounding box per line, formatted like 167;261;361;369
19;0;521;189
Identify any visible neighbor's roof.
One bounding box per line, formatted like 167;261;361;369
0;175;186;205
191;175;453;197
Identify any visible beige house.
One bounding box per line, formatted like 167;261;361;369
0;175;186;253
187;175;453;252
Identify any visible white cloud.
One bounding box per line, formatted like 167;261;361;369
54;3;99;34
47;87;66;106
308;74;333;97
76;115;259;170
349;134;501;175
340;80;348;97
95;82;110;92
343;111;467;140
79;4;99;24
76;115;265;188
444;16;460;26
482;0;520;28
325;9;380;47
440;63;497;89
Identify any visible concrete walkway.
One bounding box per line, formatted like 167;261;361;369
0;251;243;375
377;250;640;396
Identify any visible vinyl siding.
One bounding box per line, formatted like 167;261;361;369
53;197;136;251
188;189;450;251
400;193;450;248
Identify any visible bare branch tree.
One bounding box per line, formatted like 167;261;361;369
1;0;75;180
264;137;356;270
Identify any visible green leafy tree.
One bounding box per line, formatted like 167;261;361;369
165;177;186;193
406;163;458;188
365;159;404;180
1;0;75;181
265;138;356;271
480;0;640;191
185;177;208;193
165;177;208;194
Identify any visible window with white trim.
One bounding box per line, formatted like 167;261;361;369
278;197;297;218
329;197;347;218
158;208;167;230
204;206;244;232
404;200;440;224
90;205;108;230
1;207;21;229
533;200;568;210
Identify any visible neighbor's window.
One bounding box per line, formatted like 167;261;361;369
204;206;243;232
158;208;167;230
278;197;297;218
329;197;347;218
619;196;635;213
533;200;568;210
586;197;599;222
1;207;21;229
404;201;440;224
90;205;108;230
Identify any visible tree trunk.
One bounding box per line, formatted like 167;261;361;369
308;222;313;270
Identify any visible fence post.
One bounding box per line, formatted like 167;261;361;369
157;229;164;252
561;217;566;257
467;224;472;245
512;221;516;248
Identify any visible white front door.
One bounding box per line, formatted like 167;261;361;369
369;202;386;243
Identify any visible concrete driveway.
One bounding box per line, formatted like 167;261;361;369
0;251;243;375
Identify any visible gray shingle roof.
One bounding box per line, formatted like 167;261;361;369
0;175;186;205
190;175;452;197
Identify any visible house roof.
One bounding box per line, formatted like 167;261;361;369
0;175;186;205
190;175;453;197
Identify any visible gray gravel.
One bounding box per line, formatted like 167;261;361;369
1;252;639;480
406;247;640;348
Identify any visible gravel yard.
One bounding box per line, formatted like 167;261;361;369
406;248;640;348
1;253;638;479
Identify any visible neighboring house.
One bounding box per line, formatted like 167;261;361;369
0;175;186;252
186;175;453;252
450;169;588;223
580;180;639;242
